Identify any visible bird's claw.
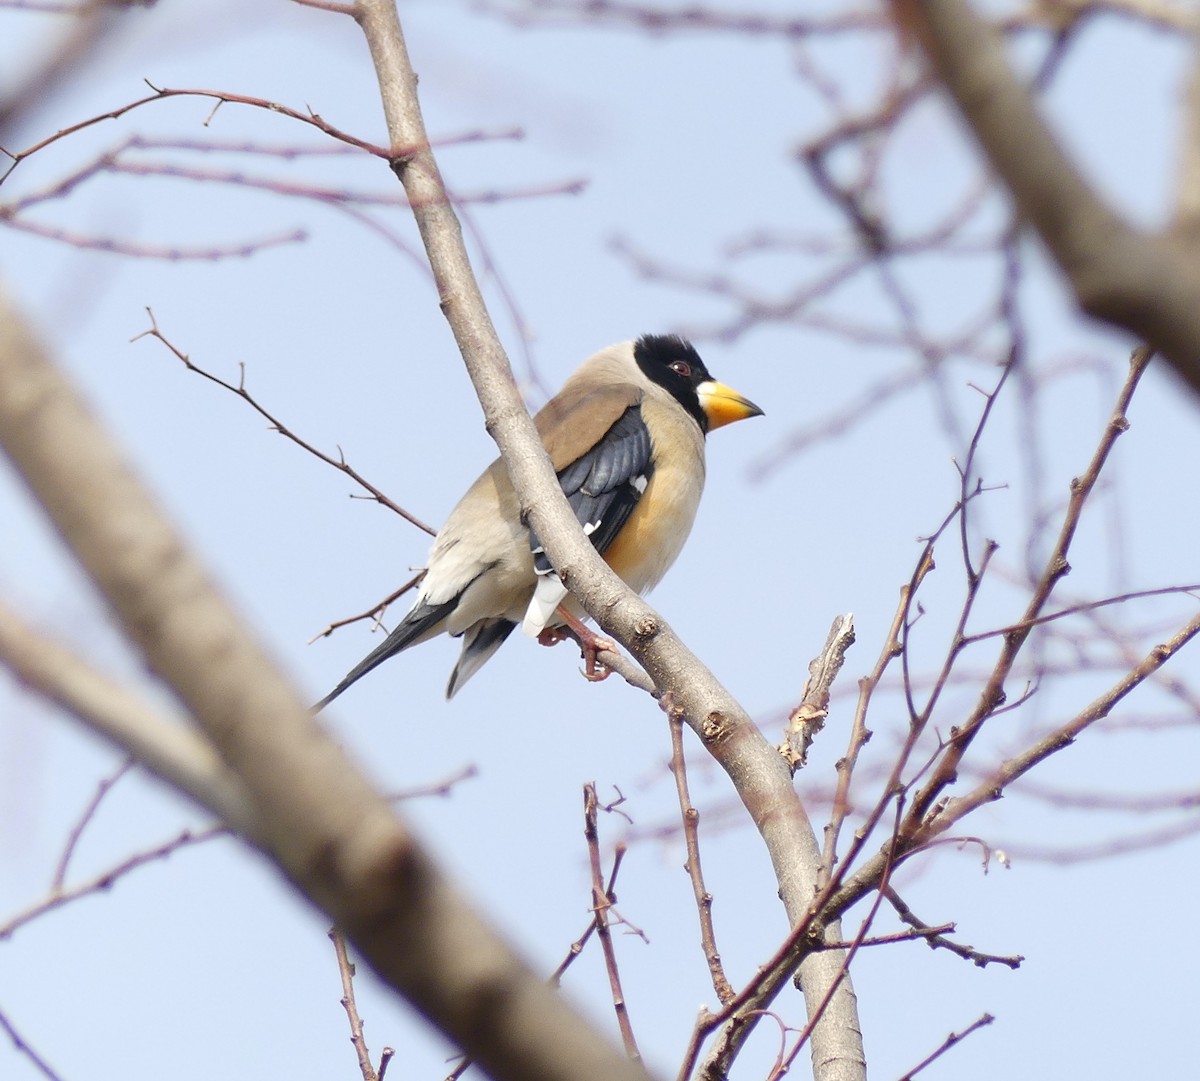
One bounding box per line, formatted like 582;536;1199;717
580;636;616;683
538;615;615;683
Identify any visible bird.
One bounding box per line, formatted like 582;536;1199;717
314;334;762;708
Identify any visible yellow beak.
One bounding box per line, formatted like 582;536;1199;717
697;380;764;430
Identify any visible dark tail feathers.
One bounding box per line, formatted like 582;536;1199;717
312;596;457;712
446;618;516;699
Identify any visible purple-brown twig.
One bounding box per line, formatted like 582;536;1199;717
583;783;642;1062
133;310;436;535
665;696;733;1005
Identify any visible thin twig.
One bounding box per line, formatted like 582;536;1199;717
883;887;1023;969
308;574;427;643
446;835;633;1079
1;215;307;260
908;345;1155;830
812;924;956;950
583;784;642;1062
665;697;733;1005
329;928;379;1081
821;578;916;885
3;83;392;180
894;1013;995;1081
51;757;134;890
133;310;436;535
0;1005;66;1081
448;839;632;1081
387;763;479;803
932;610;1200;835
959;583;1200;645
990;815;1200;865
1;826;225;940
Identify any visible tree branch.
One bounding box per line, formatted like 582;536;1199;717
0;595;254;832
912;0;1200;396
0;280;652;1081
351;3;865;1076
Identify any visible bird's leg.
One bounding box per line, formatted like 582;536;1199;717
536;608;617;683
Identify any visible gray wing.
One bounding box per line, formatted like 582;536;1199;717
523;405;653;635
529;404;653;572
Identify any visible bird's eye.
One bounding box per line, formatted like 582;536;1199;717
670;361;691;377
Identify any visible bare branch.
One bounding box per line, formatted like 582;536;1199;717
0;275;654;1081
1;215;307;260
583;784;642;1062
448;840;636;1081
330;928;382;1081
906;346;1154;829
931;609;1200;835
666;700;733;1005
821;579;916;885
0;595;255;832
292;0;356;13
0;1004;66;1081
133;311;437;535
481;1;886;37
894;1013;995;1081
883;887;1023;970
912;1;1200;396
2;827;226;940
351;4;865;1076
309;574;428;644
3;83;392;180
51;758;134;890
996;815;1200;864
779;613;856;772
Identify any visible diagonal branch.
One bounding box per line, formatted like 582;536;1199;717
904;346;1153;829
583;784;642;1062
133;311;437;535
910;0;1200;396
0;595;254;832
0;278;652;1081
350;4;865;1077
927;610;1200;836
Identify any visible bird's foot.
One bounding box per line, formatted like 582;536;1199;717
580;640;614;683
538;610;616;683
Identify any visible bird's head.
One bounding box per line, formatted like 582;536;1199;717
634;334;764;433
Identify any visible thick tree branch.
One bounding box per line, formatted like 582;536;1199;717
912;0;1200;396
1176;24;1200;233
0;596;255;832
0;284;652;1081
352;4;865;1077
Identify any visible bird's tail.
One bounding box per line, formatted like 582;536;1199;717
446;618;516;699
312;596;457;712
